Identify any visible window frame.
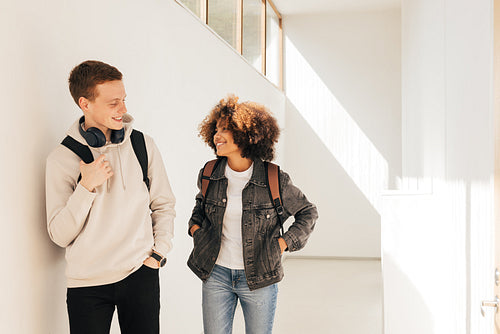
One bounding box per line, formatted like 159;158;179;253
175;0;283;90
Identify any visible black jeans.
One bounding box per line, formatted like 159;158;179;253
66;265;160;334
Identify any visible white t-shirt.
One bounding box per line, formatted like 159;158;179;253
215;162;254;269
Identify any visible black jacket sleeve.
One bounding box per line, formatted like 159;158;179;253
280;170;318;252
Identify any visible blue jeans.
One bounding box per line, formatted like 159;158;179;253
202;264;278;334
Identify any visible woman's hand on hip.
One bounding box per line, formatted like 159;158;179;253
278;237;288;255
190;224;201;236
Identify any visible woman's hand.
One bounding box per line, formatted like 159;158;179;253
278;237;288;255
190;224;201;236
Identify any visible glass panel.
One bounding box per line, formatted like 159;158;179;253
208;0;238;49
179;0;202;18
242;0;262;72
266;2;280;87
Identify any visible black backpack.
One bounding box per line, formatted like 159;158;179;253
200;158;285;235
61;130;150;190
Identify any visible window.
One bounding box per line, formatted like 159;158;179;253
176;0;283;89
265;1;280;87
242;0;262;72
181;0;202;18
208;0;239;50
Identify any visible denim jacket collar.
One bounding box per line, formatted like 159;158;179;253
210;157;268;187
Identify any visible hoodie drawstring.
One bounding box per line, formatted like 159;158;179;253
117;145;126;191
99;145;126;192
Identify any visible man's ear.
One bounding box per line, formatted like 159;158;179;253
79;97;90;111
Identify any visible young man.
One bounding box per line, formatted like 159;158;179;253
46;60;175;333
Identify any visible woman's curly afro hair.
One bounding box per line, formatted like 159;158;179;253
199;95;280;161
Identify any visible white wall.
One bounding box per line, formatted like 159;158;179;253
0;1;285;333
382;0;494;333
282;9;401;257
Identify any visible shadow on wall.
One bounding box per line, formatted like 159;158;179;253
1;113;70;332
284;100;381;258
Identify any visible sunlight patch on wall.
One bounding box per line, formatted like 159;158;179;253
285;36;388;212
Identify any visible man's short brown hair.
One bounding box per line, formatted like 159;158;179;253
68;60;122;107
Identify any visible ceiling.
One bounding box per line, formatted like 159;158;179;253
271;0;401;15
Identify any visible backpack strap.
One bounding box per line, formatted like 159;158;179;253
61;130;150;190
130;130;150;191
61;136;94;183
201;159;219;200
265;162;285;236
62;136;94;163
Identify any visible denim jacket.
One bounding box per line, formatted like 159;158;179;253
187;158;318;290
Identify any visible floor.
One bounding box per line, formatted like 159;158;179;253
232;258;383;334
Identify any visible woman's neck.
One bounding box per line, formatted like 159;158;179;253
226;155;253;172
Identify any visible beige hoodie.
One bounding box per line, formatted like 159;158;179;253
46;114;175;287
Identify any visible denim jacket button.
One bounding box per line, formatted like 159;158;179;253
266;214;270;219
222;198;227;203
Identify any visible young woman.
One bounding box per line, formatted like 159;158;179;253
187;96;318;334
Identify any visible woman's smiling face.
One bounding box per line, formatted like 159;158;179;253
213;119;242;158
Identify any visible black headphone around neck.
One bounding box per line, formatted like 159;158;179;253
78;116;125;147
